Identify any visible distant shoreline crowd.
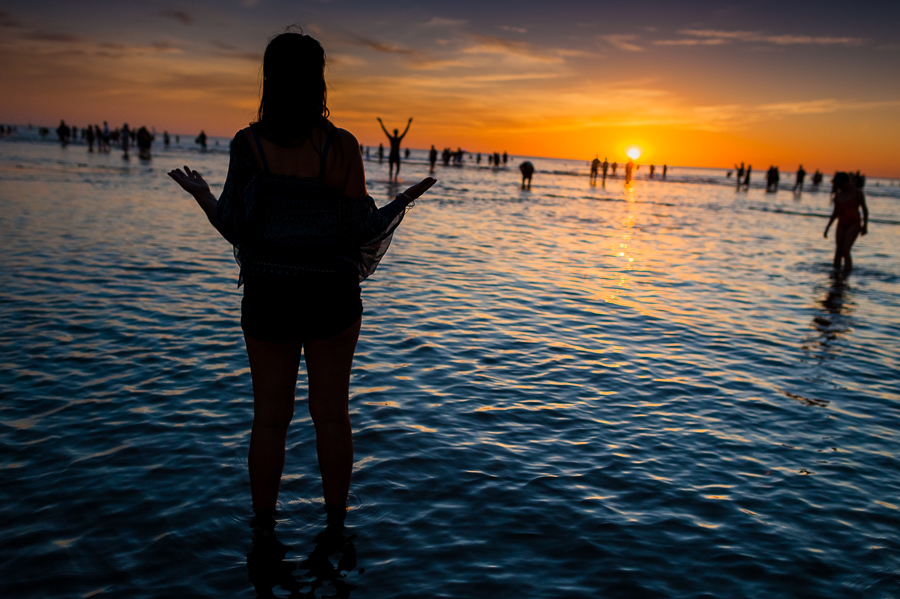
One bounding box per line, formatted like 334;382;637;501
0;121;890;191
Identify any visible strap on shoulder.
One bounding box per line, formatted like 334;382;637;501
248;126;269;173
318;125;335;182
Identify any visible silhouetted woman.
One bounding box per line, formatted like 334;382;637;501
824;171;868;275
168;30;436;530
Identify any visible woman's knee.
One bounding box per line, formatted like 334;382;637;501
308;397;350;427
253;410;294;434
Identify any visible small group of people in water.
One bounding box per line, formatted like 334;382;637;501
590;156;667;184
731;162;838;192
52;120;157;159
423;147;509;173
48;119;221;160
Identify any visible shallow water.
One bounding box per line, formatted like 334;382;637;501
1;134;899;598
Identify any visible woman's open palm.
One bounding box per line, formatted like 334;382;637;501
402;177;437;202
168;165;211;198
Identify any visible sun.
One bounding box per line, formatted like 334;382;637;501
626;146;642;160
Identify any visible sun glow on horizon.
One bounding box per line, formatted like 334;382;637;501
626;146;642;161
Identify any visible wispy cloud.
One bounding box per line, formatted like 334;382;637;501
0;10;22;28
211;41;260;62
656;29;864;47
499;25;528;34
348;34;417;56
463;34;566;63
424;17;466;27
688;98;900;131
25;30;81;43
655;38;725;46
6;27;184;58
599;34;642;52
408;58;468;70
157;10;192;26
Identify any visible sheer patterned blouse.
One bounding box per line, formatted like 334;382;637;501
214;127;411;286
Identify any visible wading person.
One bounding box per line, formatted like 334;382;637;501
519;160;534;189
824;171;868;275
168;30;436;531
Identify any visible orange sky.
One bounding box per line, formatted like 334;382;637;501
2;1;899;176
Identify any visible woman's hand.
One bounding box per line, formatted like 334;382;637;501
401;177;437;203
168;165;211;198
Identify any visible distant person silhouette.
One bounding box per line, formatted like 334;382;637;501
196;130;207;150
590;155;600;183
377;117;412;181
602;157;609;182
163;130;170;148
85;124;95;152
429;145;438;173
121;123;131;158
743;165;752;190
519;161;534;190
736;162;745;188
56;119;70;146
377;143;384;163
625;159;634;184
137;126;154;160
502;151;508;166
766;165;779;192
649;164;655;179
824;171;868;275
812;170;823;187
611;161;618;176
662;164;667;179
794;165;806;192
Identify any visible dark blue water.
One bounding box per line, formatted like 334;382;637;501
2;136;899;598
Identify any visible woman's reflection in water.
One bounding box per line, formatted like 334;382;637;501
247;512;361;598
807;273;852;358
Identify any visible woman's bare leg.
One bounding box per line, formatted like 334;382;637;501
304;317;361;507
245;334;302;512
836;223;860;275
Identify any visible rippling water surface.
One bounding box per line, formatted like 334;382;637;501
2;135;899;598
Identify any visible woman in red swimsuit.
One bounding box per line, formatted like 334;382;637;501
824;171;868;275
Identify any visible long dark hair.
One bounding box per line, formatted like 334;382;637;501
254;29;330;143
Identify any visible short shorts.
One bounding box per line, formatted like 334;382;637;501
240;272;362;342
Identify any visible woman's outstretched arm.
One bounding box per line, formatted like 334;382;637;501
168;165;221;229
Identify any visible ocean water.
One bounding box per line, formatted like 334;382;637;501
1;131;899;598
